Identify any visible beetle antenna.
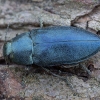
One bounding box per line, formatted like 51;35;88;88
4;24;10;67
5;24;10;43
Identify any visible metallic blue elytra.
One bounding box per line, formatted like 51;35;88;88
3;26;100;66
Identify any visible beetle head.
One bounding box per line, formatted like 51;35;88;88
3;32;33;65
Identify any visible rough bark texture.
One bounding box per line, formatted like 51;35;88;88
0;0;100;100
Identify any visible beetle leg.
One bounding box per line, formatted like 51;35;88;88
79;63;91;76
86;21;89;30
41;66;78;95
16;34;19;37
5;24;10;43
25;65;32;71
22;65;33;77
38;16;43;28
96;30;100;35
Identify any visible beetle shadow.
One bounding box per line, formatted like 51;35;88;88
21;64;92;82
0;57;93;82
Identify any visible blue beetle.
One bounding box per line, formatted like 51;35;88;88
4;26;100;94
3;26;100;68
